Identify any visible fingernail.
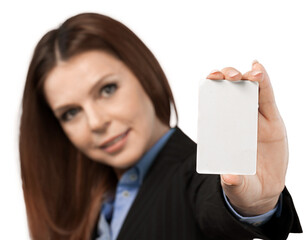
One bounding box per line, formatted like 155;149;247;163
252;59;259;65
251;70;263;76
228;69;239;78
209;69;220;74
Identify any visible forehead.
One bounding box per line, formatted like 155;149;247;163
43;51;125;106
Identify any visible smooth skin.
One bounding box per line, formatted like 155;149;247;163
207;61;287;216
44;51;169;180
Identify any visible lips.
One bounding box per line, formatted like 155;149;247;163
99;129;130;150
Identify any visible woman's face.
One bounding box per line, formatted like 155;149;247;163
44;50;169;178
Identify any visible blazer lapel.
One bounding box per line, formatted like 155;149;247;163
116;127;196;239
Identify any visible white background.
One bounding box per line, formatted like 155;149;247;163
1;0;306;239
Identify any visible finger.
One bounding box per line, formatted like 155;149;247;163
221;174;243;186
206;69;224;80
242;70;264;83
221;67;242;81
243;61;280;120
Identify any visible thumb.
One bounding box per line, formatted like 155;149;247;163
221;174;243;187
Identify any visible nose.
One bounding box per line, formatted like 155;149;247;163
85;103;109;133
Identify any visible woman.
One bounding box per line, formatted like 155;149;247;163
19;13;302;239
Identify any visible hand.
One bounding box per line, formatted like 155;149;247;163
206;60;288;216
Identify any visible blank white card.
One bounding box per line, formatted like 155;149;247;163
196;79;259;175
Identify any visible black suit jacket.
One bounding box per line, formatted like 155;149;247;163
94;127;302;240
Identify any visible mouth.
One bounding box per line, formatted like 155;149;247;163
99;129;130;153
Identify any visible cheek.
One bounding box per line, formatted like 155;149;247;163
116;91;155;128
136;97;156;128
62;123;90;150
124;95;157;149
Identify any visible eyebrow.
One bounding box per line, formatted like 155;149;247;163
53;73;115;115
88;73;115;95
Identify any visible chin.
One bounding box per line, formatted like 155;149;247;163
91;149;140;169
111;149;142;169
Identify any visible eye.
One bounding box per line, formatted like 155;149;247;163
100;83;117;98
60;108;80;122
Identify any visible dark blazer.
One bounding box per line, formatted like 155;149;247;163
95;127;302;240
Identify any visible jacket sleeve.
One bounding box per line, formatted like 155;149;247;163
184;153;302;240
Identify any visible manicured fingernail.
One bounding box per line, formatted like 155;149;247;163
210;69;220;74
228;69;239;78
251;70;263;76
252;59;259;65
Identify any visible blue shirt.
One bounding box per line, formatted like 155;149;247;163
95;128;280;240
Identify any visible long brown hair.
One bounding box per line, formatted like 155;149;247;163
19;12;178;239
